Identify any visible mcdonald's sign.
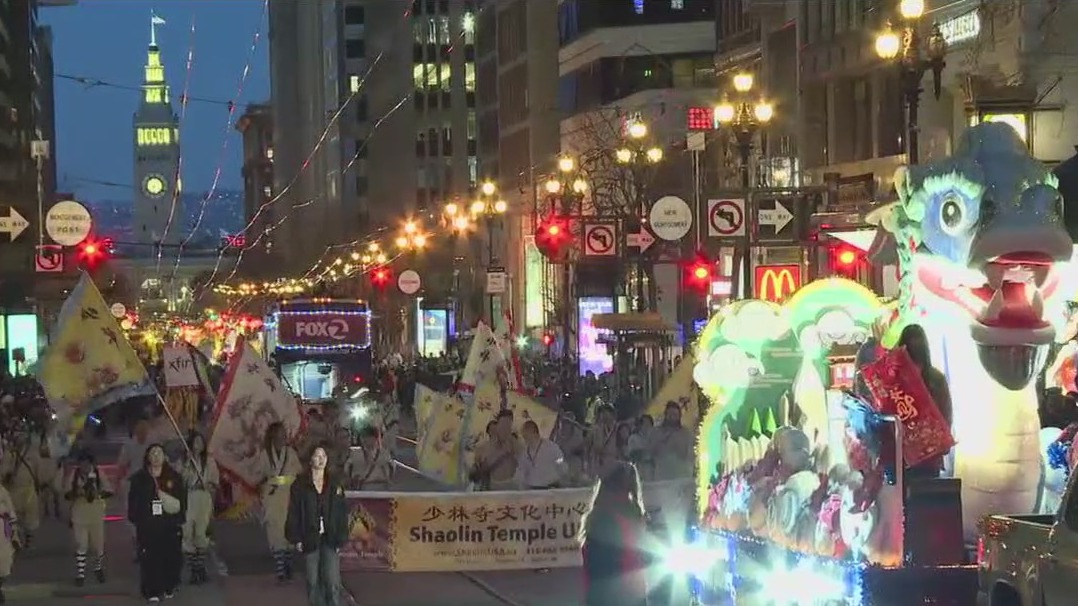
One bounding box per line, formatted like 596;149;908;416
755;264;802;303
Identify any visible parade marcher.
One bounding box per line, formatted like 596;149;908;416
651;402;693;480
0;467;17;604
1;431;40;548
128;443;185;603
897;323;954;479
471;410;520;491
514;420;566;490
118;420;152;559
627;415;655;481
286;443;349;606
580;461;650;606
584;405;619;480
64;450;111;586
555;413;586;487
345;426;393;491
180;431;219;585
33;424;61;520
259;422;302;582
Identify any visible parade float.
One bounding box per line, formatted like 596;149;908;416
677;123;1077;605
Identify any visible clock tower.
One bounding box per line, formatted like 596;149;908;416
133;15;181;254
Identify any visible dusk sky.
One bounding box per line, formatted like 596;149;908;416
43;0;270;200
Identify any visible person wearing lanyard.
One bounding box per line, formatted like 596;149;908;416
258;422;301;582
286;443;349;606
345;426;394;491
127;444;185;603
514;421;566;490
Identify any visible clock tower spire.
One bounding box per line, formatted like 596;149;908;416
133;12;181;254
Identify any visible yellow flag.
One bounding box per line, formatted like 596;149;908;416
413;384;440;436
459;385;559;477
646;353;699;427
504;390;558;439
37;273;149;415
416;393;467;484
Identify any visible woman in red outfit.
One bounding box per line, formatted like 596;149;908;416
581;461;650;606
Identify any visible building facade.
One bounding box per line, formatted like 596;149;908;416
0;0;60;304
132;21;181;256
235;103;274;273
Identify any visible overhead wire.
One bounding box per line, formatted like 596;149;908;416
153;15;199;275
169;0;268;282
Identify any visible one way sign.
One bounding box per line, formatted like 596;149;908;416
755;197;797;242
627;228;656;253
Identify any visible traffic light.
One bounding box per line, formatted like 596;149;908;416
830;245;860;278
541;333;554;347
370;266;392;289
535;214;571;261
684;255;713;294
76;236;109;269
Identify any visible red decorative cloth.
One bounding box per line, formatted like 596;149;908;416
860;346;955;468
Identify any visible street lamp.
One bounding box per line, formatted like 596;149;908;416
874;0;946;164
612;119;664;312
715;72;774;303
543;154;589;393
469;181;509;323
714;72;774;189
615;121;663;166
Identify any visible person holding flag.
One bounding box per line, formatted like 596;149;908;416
1;431;41;548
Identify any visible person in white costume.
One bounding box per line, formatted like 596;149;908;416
64;450;112;586
180;431;219;585
259;422;301;582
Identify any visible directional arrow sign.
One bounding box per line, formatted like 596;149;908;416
0;207;28;241
758;200;794;234
627;229;656;253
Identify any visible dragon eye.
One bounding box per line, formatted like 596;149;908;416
939;194;966;234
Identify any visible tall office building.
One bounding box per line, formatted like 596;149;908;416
235;103;274;273
132;18;181;255
0;0;60;300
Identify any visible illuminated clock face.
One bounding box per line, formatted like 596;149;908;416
143;174;167;197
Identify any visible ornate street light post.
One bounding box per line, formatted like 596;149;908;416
715;73;774;300
467;181;508;323
875;0;946;164
544;156;588;389
614;120;664;312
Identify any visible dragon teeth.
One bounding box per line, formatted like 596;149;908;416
1031;289;1045;317
984;290;1005;321
985;264;1006;289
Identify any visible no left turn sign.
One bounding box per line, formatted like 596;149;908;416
708;199;746;237
583;224;616;256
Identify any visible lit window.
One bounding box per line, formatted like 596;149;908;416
349;74;360;93
462;11;475;34
468;156;478;186
266;147;274;160
671;0;684;8
145;88;162;104
440;63;451;91
425;63;439;88
634;0;644;14
263;185;272;198
467;111;476;140
465;63;475;92
412;64;425;89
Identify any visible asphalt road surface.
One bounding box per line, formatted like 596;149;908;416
1;429;584;605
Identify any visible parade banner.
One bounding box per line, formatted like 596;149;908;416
207;337;305;489
415;394;468;484
342;479;693;572
37;273;151;416
162;344;199;388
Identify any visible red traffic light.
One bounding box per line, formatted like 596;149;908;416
836;248;857;266
684;255;713;293
541;334;554;347
370;267;392;288
76;236;109;268
536;214;571;261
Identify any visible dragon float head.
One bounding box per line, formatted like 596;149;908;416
871;122;1072;389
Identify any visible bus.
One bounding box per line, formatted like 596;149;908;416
263;298;374;403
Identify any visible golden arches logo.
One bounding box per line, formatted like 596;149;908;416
755;265;801;303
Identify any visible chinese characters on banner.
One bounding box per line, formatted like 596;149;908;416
342;479;692;572
860;346;955;467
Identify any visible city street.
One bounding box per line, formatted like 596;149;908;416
1;433;584;605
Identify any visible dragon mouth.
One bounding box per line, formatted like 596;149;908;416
918;252;1059;389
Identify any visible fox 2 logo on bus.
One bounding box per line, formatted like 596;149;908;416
294;319;350;341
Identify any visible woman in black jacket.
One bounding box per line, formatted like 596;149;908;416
127;443;186;603
285;442;349;606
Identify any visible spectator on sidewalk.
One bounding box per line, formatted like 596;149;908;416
64;450;112;587
286;443;349;606
128;443;185;603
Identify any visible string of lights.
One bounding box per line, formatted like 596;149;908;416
203;2;506;293
195;4;418;292
55;73;233;106
154;15;199;275
169;0;269;283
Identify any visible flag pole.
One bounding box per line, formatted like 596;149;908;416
151;356;206;486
